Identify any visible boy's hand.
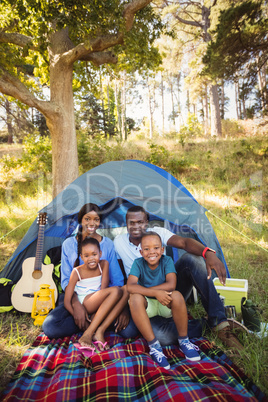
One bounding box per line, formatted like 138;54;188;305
155;290;173;306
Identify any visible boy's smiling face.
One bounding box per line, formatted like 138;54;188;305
140;234;164;269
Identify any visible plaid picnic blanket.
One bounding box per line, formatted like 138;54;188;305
1;332;267;402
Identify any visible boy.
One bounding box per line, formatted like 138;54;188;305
127;231;200;369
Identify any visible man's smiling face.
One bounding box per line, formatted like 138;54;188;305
126;211;148;242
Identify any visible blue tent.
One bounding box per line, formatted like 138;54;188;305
1;160;230;282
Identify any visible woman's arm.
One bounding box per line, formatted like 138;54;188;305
100;260;109;289
64;271;77;315
61;238;77;291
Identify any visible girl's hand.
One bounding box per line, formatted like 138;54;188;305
155;290;173;306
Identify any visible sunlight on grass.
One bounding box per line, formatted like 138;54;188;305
0;134;267;395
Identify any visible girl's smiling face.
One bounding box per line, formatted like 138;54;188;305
80;243;101;270
81;211;101;236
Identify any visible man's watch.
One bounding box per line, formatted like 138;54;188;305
202;247;216;259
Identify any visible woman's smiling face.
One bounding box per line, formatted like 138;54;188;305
81;210;101;236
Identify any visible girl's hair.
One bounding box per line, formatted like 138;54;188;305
74;203;101;267
81;237;101;252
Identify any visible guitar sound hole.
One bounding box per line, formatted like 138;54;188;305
32;270;43;280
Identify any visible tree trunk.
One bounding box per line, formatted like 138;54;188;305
220;80;225;120
235;81;239;119
210;84;222;137
5;98;13;144
121;70;127;141
46;32;79;198
203;84;209;136
115;80;122;140
257;60;267;115
147;79;153;139
161;72;164;136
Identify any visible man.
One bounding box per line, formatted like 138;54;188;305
114;205;243;350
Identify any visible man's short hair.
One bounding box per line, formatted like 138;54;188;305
141;231;162;245
126;205;149;221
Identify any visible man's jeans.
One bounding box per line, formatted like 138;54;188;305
42;253;226;345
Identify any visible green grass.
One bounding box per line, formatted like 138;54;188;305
0;132;267;395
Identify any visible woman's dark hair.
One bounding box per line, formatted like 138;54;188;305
77;203;101;223
81;237;101;252
74;203;101;267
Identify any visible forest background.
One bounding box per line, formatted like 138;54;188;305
0;0;267;396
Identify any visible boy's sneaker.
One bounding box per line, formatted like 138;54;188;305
179;340;201;362
149;345;170;369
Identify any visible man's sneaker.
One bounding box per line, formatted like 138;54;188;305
149;345;170;369
179;340;201;362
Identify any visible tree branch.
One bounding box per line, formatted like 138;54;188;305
0;31;36;49
0;69;57;117
123;0;152;31
80;51;118;66
64;0;153;64
174;14;202;28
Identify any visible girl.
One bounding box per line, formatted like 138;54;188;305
64;237;123;351
43;203;129;340
61;203;124;291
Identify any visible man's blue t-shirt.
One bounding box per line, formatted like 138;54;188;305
129;255;176;288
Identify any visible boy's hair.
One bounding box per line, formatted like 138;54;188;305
80;237;100;253
141;231;162;245
126;206;149;221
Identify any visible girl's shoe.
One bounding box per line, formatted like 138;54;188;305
93;340;109;351
73;342;99;358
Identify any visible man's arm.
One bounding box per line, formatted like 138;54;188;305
167;235;226;285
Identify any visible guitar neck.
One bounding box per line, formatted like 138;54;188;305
34;225;45;271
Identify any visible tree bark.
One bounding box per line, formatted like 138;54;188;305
203;84;209;136
46;32;79;197
210;84;222;137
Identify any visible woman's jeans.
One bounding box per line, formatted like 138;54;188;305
42;253;226;346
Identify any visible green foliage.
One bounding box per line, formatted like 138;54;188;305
179;113;203;146
222;119;245;137
146;142;189;174
1;134;52;176
203;0;268;80
1;0;163;88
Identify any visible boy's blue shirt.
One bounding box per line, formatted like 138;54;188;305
129;255;176;288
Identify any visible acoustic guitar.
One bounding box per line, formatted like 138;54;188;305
11;212;58;313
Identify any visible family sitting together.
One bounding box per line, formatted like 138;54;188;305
43;203;243;369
